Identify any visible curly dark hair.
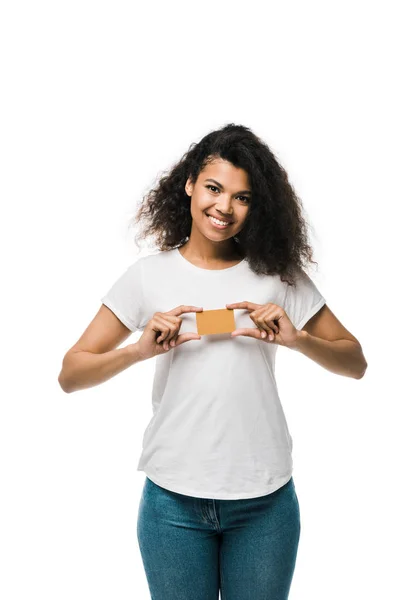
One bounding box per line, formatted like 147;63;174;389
130;123;319;286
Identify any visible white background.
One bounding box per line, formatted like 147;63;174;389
1;1;398;598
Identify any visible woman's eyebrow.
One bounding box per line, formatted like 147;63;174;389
204;178;252;195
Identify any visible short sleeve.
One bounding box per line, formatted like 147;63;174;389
100;259;146;332
284;269;326;330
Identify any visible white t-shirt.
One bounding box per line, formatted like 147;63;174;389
101;247;326;500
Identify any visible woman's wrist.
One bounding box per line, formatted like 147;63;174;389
286;329;308;351
126;341;145;364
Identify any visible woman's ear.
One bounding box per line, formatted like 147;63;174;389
185;176;193;197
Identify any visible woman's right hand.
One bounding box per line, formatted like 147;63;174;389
136;305;204;361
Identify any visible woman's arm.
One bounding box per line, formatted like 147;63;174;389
288;304;368;379
289;332;367;378
58;304;144;393
58;343;143;393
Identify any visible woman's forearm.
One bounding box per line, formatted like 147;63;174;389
289;330;368;379
58;343;143;393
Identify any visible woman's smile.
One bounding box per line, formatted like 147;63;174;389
206;214;233;229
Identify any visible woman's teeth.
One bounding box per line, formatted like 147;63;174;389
207;215;231;227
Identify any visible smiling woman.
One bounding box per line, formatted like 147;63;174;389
131;122;315;285
61;122;367;600
177;157;254;266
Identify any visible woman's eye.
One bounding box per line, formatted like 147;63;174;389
206;185;250;203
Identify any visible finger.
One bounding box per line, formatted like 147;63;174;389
260;323;277;341
152;316;178;349
165;305;204;316
249;313;277;340
169;334;179;348
154;315;199;350
231;328;266;339
155;308;202;349
167;332;201;349
261;314;280;334
225;301;263;311
175;332;201;347
267;320;279;335
260;322;277;340
253;309;280;335
254;323;275;339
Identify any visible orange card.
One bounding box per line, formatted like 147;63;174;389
196;308;236;335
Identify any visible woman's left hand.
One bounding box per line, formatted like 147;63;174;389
226;301;298;348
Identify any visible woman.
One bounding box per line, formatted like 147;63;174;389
58;123;367;599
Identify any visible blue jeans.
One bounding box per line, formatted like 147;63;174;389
137;475;301;599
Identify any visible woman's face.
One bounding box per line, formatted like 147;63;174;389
184;158;252;242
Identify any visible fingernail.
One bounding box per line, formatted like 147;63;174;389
261;331;267;338
269;334;274;340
